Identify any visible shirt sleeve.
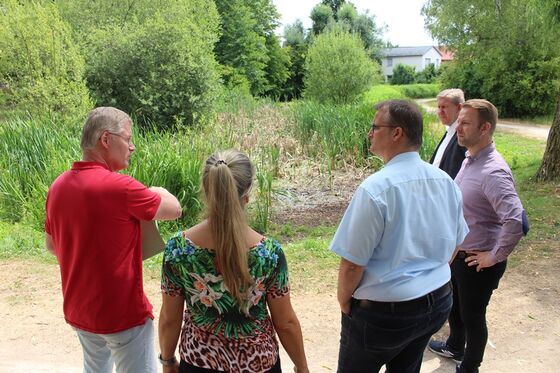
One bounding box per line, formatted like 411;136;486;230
329;186;384;266
454;185;470;246
125;177;161;221
265;240;289;299
161;233;186;297
482;169;524;262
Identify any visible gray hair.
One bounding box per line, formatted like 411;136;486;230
80;107;132;151
437;88;465;105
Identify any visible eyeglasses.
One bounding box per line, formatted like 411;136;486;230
370;123;397;132
107;131;134;146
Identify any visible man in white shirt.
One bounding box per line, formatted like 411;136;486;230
429;88;467;179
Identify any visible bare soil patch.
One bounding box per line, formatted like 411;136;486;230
1;249;559;372
1;170;558;372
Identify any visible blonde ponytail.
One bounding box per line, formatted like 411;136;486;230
203;150;255;306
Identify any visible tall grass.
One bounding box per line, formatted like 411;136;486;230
292;101;374;169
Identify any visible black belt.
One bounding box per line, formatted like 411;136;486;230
355;282;451;313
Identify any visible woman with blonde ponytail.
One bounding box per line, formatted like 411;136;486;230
158;150;309;373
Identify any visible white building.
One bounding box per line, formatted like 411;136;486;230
380;46;442;81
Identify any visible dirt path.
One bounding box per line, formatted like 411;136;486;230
1;251;558;373
416;98;551;141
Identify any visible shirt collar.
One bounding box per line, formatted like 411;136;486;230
71;161;111;171
466;142;495;161
386;151;421;166
447;119;459;134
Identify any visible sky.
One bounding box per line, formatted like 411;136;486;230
272;0;437;47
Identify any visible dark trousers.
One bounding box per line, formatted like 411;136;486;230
179;357;281;373
337;284;453;373
446;256;507;373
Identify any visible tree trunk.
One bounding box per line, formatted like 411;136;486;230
536;95;560;181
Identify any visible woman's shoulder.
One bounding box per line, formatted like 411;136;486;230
163;230;202;263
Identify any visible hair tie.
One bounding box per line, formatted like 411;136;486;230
216;159;227;166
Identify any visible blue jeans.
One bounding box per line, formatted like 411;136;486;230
74;317;157;373
337;285;453;373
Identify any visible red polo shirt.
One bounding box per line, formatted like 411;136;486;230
45;162;161;333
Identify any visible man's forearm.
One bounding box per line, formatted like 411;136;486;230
337;258;365;314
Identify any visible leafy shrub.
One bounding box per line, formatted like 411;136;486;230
396;84;441;99
0;0;92;118
304;29;382;104
390;64;416;85
58;0;221;131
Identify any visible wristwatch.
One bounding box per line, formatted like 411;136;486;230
158;353;178;366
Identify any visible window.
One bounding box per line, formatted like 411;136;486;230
387;57;393;67
425;58;431;66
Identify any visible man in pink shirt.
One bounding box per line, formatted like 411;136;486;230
45;107;182;373
429;100;525;373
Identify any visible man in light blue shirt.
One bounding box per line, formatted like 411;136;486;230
331;100;469;373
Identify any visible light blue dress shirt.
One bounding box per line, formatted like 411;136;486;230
330;152;469;301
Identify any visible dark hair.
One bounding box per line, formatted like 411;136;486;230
374;100;423;149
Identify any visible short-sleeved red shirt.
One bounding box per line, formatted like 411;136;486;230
45;161;161;333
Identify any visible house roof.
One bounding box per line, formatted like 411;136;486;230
437;46;454;61
381;46;442;58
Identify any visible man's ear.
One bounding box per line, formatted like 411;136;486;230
99;130;110;149
392;126;404;142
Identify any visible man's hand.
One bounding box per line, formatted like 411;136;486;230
465;250;497;272
337;258;365;315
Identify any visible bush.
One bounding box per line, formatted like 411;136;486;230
390;64;416;85
396;84;441;99
304;29;382;104
58;0;221;131
362;85;407;105
0;0;92;118
441;58;560;117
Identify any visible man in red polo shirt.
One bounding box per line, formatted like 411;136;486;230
45;107;182;373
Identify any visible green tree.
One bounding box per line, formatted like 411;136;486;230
56;0;221;129
0;0;91;118
310;4;334;35
263;33;291;99
282;20;308;99
304;29;381;104
423;0;560;117
416;63;439;83
390;64;416;85
214;0;288;97
322;0;346;17
536;0;560;181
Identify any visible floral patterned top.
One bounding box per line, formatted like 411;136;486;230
161;231;289;372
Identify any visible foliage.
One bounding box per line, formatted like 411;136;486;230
361;85;407;104
292;100;376;169
214;0;289;98
310;4;334;35
304;29;382;104
57;0;221;131
390;64;416;85
321;0;346;17
0;0;92;118
282;20;308;100
423;0;560;117
262;34;291;99
416;63;439;83
396;84;441;99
